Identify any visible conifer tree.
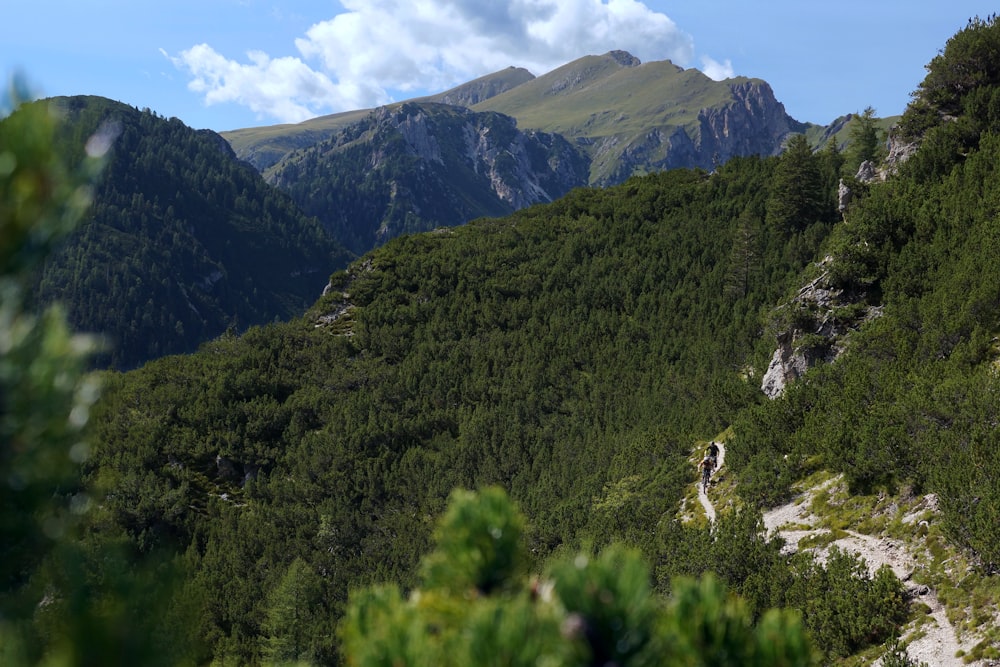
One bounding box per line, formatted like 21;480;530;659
765;135;827;235
844;106;884;176
263;557;326;664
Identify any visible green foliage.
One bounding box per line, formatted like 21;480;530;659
420;487;526;595
263;557;328;665
783;549;907;659
17;17;1000;665
0;85;198;667
912;14;1000;120
666;575;813;667
1;84;102;645
723;14;1000;614
765;134;833;236
341;488;816;667
844;106;886;176
75;130;851;663
880;636;930;667
548;544;662;666
20;95;352;369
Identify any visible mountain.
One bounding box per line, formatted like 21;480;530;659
28;96;353;369
226;51;812;185
222;51;820;256
222;108;372;172
262;102;589;255
10;16;1000;667
221;68;536;173
472;50;810;184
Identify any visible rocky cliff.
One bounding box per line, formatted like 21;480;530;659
233;51;842;256
698;80;804;167
597;79;805;184
265;102;589;253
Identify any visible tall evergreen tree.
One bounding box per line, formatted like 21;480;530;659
765;134;827;235
263;557;327;664
844;106;884;176
726;208;764;300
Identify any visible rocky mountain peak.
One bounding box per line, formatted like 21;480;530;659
606;50;642;67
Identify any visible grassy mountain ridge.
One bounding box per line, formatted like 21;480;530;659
472;52;742;138
414;64;537;107
221;108;372;171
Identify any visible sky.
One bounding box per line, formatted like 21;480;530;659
3;1;997;132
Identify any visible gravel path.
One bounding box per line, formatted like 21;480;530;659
762;477;984;667
697;441;725;523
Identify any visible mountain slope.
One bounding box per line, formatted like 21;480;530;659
262;102;590;254
16;18;1000;667
473;50;810;184
31;96;353;369
82;141;854;662
222;108;372;172
413;65;536;107
221;68;536;172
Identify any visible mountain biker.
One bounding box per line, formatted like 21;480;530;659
698;455;714;491
706;441;719;470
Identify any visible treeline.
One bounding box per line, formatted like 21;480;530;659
27;96;352;369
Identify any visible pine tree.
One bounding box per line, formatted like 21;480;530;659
765;135;827;235
263;557;325;664
844;106;884;176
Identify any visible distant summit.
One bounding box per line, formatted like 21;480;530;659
221;50;829;253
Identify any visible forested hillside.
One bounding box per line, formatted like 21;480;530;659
729;14;1000;571
28;96;353;369
6;14;1000;667
79;120;850;664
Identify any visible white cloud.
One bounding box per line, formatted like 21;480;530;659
700;55;734;81
169;0;697;124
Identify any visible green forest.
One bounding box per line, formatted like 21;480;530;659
29;96;353;370
4;15;1000;667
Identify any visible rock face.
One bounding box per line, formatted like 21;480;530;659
596;80;803;184
266;102;589;253
697;81;802;167
761;260;883;398
761;332;821;399
370;102;590;212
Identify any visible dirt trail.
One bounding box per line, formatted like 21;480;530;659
762;478;985;667
697;441;725;523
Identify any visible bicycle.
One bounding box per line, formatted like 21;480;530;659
700;457;714;492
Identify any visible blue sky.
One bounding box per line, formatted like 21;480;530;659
3;1;996;132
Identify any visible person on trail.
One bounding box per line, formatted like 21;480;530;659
706;441;719;470
699;455;714;491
